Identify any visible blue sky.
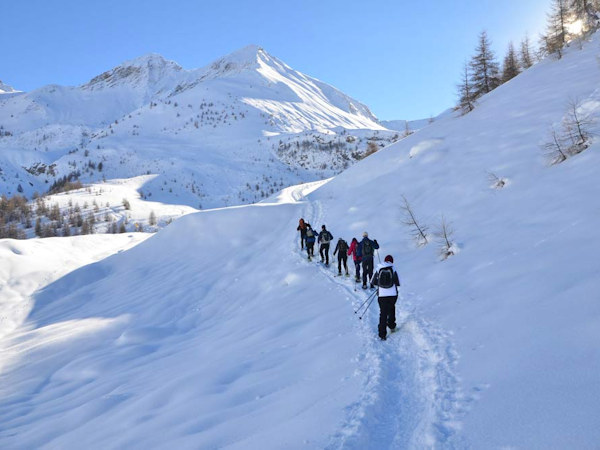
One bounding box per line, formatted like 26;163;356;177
1;0;550;120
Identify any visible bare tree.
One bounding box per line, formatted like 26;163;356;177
401;195;428;246
543;125;569;164
487;172;506;189
458;61;476;114
563;98;594;153
435;216;455;260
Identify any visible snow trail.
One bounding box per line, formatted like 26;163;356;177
298;197;464;448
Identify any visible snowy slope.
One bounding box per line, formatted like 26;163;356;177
1;32;600;450
0;47;396;207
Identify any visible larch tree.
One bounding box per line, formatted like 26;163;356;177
457;61;476;114
519;34;535;69
501;41;521;83
544;0;570;58
469;31;501;99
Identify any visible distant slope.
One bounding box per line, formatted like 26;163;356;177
0;48;397;207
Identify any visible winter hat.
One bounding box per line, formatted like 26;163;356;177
322;225;326;230
384;255;394;263
363;231;368;237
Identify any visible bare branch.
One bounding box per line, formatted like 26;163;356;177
401;195;429;246
435;216;455;260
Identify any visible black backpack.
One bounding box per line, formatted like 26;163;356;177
362;239;374;257
378;267;394;289
338;239;348;254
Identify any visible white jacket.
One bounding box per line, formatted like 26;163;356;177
371;261;400;297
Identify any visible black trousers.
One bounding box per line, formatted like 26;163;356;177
300;233;306;249
354;260;361;280
362;258;374;285
378;295;398;338
319;243;330;264
337;254;348;273
306;242;314;257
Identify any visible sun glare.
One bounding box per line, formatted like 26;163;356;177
566;19;584;35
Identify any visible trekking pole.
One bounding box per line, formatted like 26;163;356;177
376;249;381;263
358;293;378;320
354;289;377;315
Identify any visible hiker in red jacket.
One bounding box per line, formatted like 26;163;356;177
347;237;362;282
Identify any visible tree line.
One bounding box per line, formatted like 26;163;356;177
458;0;600;113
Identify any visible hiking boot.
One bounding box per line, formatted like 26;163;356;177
379;336;387;341
362;284;367;289
338;271;342;275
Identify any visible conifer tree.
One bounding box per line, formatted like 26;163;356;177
519;34;535;69
502;42;521;83
457;62;476;113
469;31;501;98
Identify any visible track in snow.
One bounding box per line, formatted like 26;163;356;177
298;199;465;449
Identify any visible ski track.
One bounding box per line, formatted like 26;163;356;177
297;198;465;449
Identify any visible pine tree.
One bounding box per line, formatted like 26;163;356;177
469;31;501;99
519;34;535;69
457;62;476;113
501;42;521;83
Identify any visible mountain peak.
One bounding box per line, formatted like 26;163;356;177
0;79;19;94
206;44;274;74
84;53;182;90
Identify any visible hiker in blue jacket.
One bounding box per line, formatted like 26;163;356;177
357;231;379;289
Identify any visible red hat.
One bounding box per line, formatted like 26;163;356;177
384;255;394;263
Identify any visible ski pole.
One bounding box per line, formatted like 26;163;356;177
359;293;377;320
376;248;381;263
354;289;377;315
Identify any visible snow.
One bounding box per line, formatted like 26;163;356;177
1;32;600;449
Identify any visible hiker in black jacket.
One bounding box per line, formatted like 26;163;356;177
333;237;349;276
371;254;401;340
318;225;333;266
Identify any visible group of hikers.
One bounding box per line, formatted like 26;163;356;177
297;218;401;340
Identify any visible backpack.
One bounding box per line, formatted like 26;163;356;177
306;229;314;238
321;231;332;244
378;267;394;289
362;239;374;257
338;239;348;254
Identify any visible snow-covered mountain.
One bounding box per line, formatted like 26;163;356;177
2;32;599;449
381;107;454;134
0;80;20;95
0;47;397;208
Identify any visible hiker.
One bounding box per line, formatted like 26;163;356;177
318;225;334;266
357;232;379;289
333;237;349;276
348;237;362;282
305;223;316;260
297;218;307;250
371;254;401;341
